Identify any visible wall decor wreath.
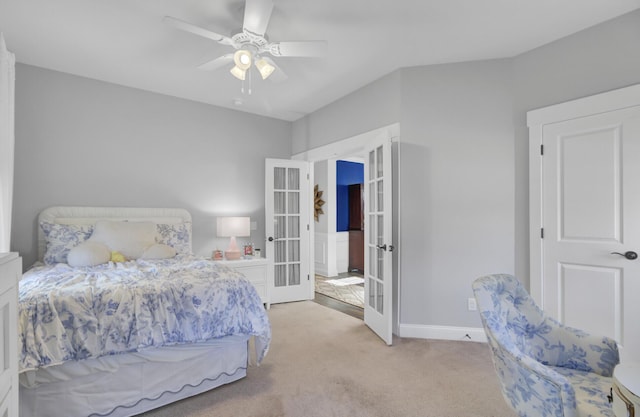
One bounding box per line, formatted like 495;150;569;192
314;184;325;222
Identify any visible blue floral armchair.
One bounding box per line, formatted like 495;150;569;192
472;274;619;417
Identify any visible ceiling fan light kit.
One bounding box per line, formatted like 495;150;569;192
165;0;327;88
230;49;253;80
255;58;275;80
234;50;252;70
230;65;247;81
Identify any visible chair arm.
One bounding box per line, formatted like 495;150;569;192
542;320;619;377
491;339;578;417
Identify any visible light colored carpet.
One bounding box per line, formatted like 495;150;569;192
315;275;365;308
140;301;515;417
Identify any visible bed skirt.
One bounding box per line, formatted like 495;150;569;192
19;335;250;417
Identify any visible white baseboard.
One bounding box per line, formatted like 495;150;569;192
314;264;330;277
398;324;487;343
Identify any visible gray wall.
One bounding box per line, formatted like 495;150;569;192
12;64;292;268
399;59;514;327
292;9;640;331
291;71;401;154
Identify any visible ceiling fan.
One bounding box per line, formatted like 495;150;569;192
164;0;327;83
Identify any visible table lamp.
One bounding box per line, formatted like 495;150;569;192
217;217;250;260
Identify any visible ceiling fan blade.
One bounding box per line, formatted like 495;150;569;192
163;16;235;47
243;0;273;36
197;54;234;71
262;57;288;83
268;41;328;58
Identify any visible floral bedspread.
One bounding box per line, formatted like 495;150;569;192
18;255;271;372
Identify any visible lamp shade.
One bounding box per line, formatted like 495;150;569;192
217;217;250;238
217;217;250;260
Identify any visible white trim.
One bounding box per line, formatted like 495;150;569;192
527;83;640;126
398;324;487;343
292;123;400;162
0;33;15;253
529;123;543;303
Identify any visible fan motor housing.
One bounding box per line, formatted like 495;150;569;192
232;30;269;52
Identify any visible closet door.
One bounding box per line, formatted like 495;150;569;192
528;85;640;362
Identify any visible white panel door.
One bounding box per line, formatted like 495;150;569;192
265;159;312;304
364;137;393;345
541;106;640;362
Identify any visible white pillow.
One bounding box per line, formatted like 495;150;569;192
140;243;177;260
67;241;112;267
89;220;158;260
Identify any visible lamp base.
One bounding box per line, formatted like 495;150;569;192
224;250;241;260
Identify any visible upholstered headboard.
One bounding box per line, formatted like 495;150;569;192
37;206;192;262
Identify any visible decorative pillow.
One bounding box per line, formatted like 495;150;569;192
89;220;158;260
156;222;191;254
110;251;126;263
41;222;94;265
67;241;111;267
140;243;177;260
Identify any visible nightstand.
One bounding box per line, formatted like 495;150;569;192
216;257;271;309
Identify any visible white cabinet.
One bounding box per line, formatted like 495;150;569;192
0;253;20;417
216;258;271;309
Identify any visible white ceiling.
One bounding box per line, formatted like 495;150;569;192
2;0;639;121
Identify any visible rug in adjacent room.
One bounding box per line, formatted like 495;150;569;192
315;275;364;308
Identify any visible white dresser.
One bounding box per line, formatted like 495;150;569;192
0;253;20;417
216;258;271;309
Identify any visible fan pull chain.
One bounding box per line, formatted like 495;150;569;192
240;70;252;95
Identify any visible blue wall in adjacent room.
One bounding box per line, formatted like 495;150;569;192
336;160;364;232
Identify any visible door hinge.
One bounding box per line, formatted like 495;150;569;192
540;144;544;155
541;228;544;239
307;274;310;281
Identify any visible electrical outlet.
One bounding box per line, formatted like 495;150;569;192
467;297;477;311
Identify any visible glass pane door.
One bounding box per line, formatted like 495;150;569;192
266;159;311;304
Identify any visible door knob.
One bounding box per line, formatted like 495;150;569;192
611;251;638;260
268;237;274;242
377;244;387;251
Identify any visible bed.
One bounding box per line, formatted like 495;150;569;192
18;206;271;417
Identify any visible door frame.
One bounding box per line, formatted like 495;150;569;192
291;123;401;335
527;83;640;305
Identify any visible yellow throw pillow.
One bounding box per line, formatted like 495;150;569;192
110;251;126;263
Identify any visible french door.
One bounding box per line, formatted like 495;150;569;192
363;137;394;345
265;159;312;303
